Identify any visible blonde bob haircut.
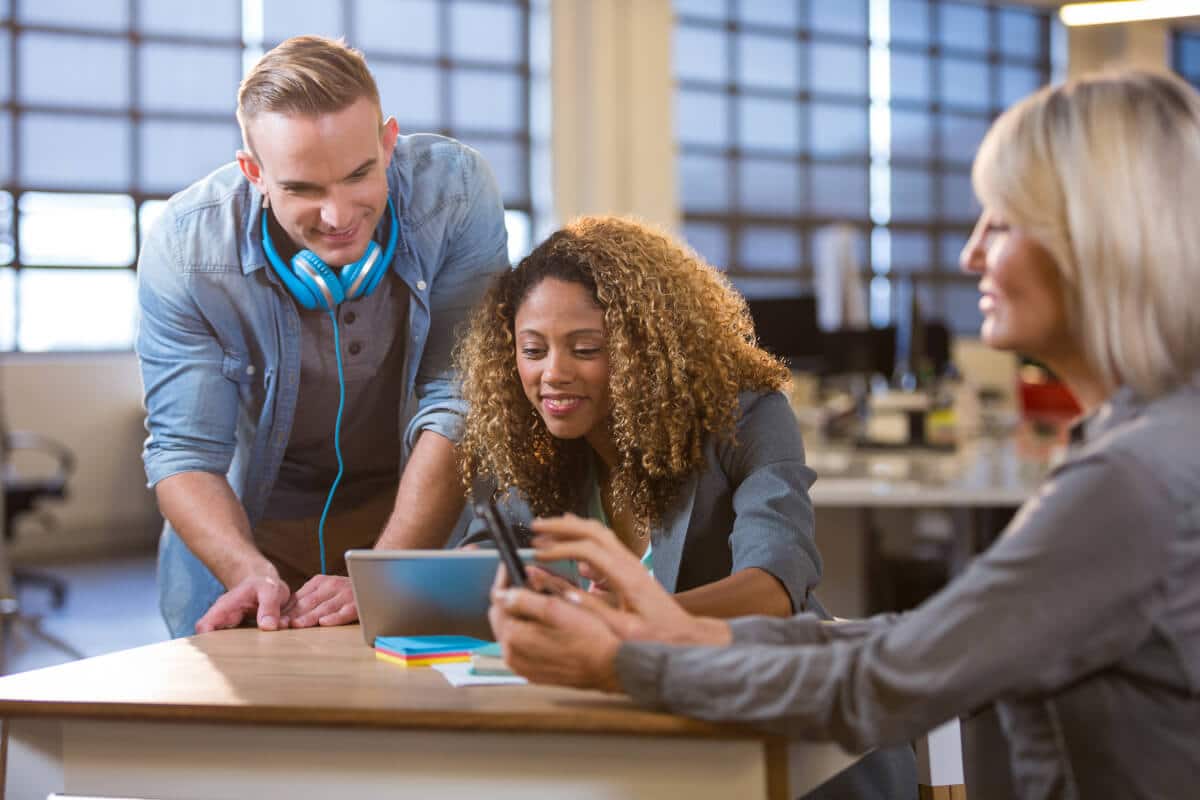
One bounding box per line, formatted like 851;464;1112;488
972;69;1200;399
237;35;382;151
456;216;790;533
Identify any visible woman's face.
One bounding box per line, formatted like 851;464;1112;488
513;277;612;443
960;209;1072;360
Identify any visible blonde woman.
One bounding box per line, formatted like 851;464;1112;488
491;71;1200;798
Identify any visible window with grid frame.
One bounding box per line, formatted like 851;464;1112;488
0;0;535;353
674;0;872;300
1173;27;1200;92
672;0;1052;336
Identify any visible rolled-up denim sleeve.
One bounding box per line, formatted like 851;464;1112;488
136;211;238;487
403;146;510;451
724;392;822;612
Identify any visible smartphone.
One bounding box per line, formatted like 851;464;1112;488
471;494;530;588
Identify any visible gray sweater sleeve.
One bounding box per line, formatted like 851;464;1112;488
615;452;1175;751
728;612;897;646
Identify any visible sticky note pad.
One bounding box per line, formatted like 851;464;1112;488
374;635;491;656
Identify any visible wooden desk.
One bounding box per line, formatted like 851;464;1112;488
0;625;859;800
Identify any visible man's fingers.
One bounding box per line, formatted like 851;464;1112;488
285;575;355;622
292;592;354;627
318;600;358;627
255;579;288;630
286;582;337;616
194;586;252;633
195;604;241;634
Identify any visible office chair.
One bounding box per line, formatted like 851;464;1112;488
3;429;75;607
0;396;83;670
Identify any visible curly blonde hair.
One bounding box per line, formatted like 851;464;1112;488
456;216;790;534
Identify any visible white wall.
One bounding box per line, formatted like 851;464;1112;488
3;353;160;560
551;0;678;228
1068;19;1172;76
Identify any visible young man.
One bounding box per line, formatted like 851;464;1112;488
136;36;509;638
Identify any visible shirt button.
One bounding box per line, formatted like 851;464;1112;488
246;365;256;376
416;280;427;291
344;311;357;325
348;341;363;356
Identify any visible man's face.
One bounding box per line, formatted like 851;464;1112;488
238;96;399;267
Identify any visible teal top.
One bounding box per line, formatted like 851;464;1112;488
587;465;653;576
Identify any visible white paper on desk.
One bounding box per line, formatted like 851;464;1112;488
433;662;528;687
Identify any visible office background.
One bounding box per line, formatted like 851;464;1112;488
1;0;1197;565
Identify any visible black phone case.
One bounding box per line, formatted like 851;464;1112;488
473;497;529;587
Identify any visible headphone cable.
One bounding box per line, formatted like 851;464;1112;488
316;309;347;575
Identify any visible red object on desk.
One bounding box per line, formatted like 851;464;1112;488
1017;365;1081;423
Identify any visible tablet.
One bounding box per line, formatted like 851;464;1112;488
346;549;579;646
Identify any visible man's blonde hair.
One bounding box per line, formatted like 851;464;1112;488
237;35;382;151
973;70;1200;398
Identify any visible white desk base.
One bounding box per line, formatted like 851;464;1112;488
5;718;859;800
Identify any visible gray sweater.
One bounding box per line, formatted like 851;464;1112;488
616;379;1200;800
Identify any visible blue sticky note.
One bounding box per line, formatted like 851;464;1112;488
374;635;491;655
472;642;504;657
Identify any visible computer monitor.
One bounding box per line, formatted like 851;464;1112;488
744;296;822;369
818;326;897;378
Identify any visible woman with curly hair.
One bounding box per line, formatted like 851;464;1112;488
461;216;919;796
456;215;821;618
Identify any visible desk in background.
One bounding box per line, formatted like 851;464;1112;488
808;437;1042;509
0;625;861;800
805;436;1047;618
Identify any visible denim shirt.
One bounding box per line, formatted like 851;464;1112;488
136;134;508;635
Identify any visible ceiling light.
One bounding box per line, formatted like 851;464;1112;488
1060;0;1200;26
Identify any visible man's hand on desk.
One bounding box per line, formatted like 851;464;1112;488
195;575;292;633
282;574;359;627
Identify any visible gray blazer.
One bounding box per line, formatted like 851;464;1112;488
467;391;822;612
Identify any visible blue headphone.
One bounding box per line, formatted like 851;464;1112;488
261;196;399;310
259;196;400;574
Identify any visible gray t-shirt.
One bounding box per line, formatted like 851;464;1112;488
262;273;409;520
616;378;1200;800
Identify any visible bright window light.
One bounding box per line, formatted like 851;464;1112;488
18;268;138;351
0;192;12;265
19;192;135;267
504;209;531;265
